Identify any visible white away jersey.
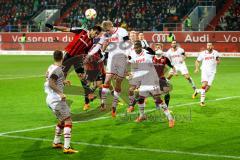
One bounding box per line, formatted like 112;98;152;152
197;49;220;73
165;47;185;66
44;64;64;97
106;27;129;55
129;49;159;86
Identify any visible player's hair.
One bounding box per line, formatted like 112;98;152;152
101;20;113;30
91;25;102;32
134;40;142;47
53;50;63;62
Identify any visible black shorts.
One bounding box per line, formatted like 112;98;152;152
85;70;105;82
159;77;172;93
62;53;84;74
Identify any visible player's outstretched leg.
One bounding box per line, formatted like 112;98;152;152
155;97;175;128
164;93;171;107
184;74;196;90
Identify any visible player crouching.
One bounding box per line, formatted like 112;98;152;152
44;50;78;154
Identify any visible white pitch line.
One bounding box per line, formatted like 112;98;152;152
0;95;239;136
0;75;44;80
1;135;240;159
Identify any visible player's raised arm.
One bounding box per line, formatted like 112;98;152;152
45;23;70;32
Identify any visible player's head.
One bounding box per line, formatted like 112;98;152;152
53;50;63;62
129;31;138;43
138;32;144;40
171;40;177;49
155;43;163;50
207;43;213;51
134;40;142;54
101;20;114;34
155;49;164;58
89;25;102;38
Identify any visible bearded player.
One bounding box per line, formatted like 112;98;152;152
165;40;196;91
193;43;220;106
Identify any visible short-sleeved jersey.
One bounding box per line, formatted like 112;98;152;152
153;56;173;78
197;49;220;73
106;27;129;55
165;47;185;65
44;64;64;95
65;28;93;56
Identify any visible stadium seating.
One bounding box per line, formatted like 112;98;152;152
216;0;240;31
59;0;196;31
0;0;238;31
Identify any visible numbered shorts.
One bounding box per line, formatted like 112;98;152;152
201;71;215;86
169;63;189;75
106;54;128;78
47;98;71;122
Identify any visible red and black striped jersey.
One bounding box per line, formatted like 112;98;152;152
84;51;105;74
65;28;93;56
153;56;172;78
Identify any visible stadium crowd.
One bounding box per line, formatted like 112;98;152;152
216;0;240;31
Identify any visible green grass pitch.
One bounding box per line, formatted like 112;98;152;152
0;55;240;160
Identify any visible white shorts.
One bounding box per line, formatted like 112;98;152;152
139;85;161;97
201;71;215;86
106;54;128;78
46;95;70;121
169;63;189;75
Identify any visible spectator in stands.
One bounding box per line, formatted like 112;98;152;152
167;32;175;43
185;16;192;31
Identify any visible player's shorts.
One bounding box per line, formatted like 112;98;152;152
139;85;161;97
85;70;105;82
106;54;128;78
201;70;215;86
128;72;142;87
62;53;85;74
169;63;189;75
159;77;172;94
46;96;71;122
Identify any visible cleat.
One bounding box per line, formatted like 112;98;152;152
192;90;198;99
135;115;147;122
83;104;90;111
88;93;96;101
52;143;63;149
111;107;116;118
200;102;206;107
169;119;175;128
127;106;135;113
63;148;78;154
99;103;106;111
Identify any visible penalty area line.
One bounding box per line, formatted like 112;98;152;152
0;134;240;159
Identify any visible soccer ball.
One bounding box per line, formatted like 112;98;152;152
85;8;97;20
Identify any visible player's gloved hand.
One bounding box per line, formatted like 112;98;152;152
45;23;54;30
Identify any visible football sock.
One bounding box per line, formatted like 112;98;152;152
53;124;64;144
112;91;120;109
63;124;72;149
